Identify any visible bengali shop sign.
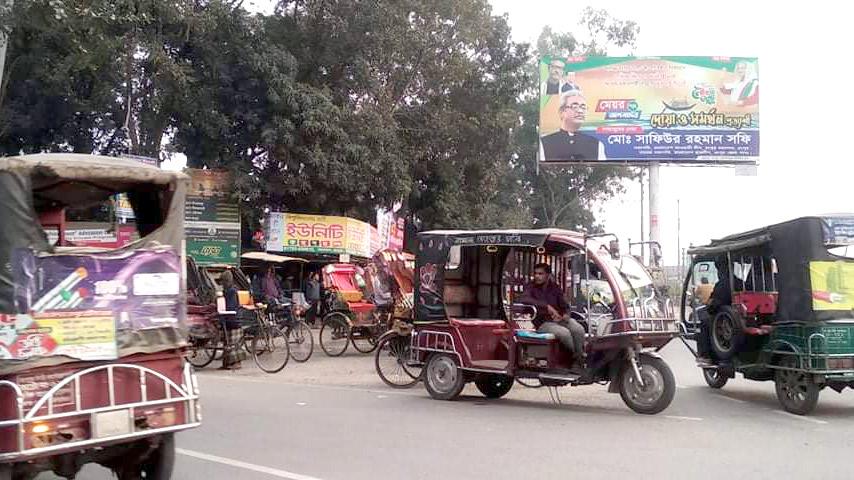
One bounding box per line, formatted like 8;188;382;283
266;213;379;257
538;56;759;164
184;169;240;265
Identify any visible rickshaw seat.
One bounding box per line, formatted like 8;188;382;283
347;302;376;313
514;330;556;341
449;318;506;328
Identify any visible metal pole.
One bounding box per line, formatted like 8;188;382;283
640;169;645;265
677;198;681;280
0;0;13;106
649;162;661;264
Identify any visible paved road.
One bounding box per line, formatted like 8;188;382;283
42;342;854;479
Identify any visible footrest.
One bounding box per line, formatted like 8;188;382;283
539;371;580;383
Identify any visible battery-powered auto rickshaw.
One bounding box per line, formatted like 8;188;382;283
0;154;201;478
408;229;679;414
681;216;854;415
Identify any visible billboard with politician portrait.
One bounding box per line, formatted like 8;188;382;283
538;56;759;164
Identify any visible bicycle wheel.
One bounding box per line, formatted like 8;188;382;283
288;320;314;363
375;333;421;388
351;326;379;354
187;335;217;369
252;326;290;373
320;312;350;357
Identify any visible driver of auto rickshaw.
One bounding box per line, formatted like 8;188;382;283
519;263;586;367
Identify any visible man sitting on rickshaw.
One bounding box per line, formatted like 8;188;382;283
519;263;586;367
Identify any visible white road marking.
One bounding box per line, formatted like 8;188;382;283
773;410;828;425
296;402;307;406
377;394;388;399
177;448;324;480
665;415;703;421
714;395;747;404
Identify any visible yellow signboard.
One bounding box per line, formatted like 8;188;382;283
810;261;854;311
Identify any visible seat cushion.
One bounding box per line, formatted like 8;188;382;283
347;302;376;313
515;330;556;340
449;318;506;328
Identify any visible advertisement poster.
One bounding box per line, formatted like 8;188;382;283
810;261;854;311
376;209;406;251
538;56;759;164
0;249;182;361
185;169;240;266
266;213;381;258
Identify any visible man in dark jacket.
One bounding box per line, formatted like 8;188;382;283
518;263;586;365
539;92;604;162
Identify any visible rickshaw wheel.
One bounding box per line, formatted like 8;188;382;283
375;333;421;388
287;320;314;363
702;368;729;389
475;374;514;399
775;356;820;415
711;306;745;360
252;326;290;373
424;353;465;401
187;337;216;369
619;355;676;415
114;433;175;480
351;326;379;354
320;312;350;357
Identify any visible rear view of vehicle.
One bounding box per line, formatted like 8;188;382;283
0;154;200;478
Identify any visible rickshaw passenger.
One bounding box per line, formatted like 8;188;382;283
262;265;283;302
519;263;586;364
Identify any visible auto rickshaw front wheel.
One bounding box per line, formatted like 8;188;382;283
475;374;514;399
424;353;466;401
774;356;820;415
702;367;729;389
618;355;676;415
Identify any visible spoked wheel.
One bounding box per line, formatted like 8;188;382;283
711;306;745;360
252;326;290;373
287;321;314;363
351;326;379;354
320;312;350;357
619;355;676;415
186;336;217;369
775;355;820;415
475;374;514;399
375;333;421;389
113;433;175;479
702;367;729;389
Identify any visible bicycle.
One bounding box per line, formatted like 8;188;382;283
187;309;290;373
264;300;314;363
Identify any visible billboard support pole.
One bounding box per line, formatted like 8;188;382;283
648;161;661;266
639;168;645;265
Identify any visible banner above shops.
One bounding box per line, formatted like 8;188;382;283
266;213;382;258
538;56;759;165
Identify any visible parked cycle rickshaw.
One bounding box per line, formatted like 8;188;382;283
407;229;679;414
319;264;392;356
240;252;314;363
371;251;424;388
681;215;854;415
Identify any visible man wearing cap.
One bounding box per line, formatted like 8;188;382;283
539;92;605;162
541;59;568;96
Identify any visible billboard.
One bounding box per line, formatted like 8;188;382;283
185;169;241;265
538;56;759;164
266;213;380;258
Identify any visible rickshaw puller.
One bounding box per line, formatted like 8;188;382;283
519;263;586;367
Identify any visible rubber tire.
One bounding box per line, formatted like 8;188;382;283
0;464;12;480
374;333;420;389
319;313;350;357
351;326;379;354
186;337;216;369
619;355;676;415
287;321;314;363
424;353;466;401
703;368;729;389
775;356;821;415
251;326;290;373
116;433;175;480
711;305;746;360
475;374;514;399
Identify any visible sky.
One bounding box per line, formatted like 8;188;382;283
231;0;849;266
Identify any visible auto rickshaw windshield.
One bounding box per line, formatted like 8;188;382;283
602;253;656;302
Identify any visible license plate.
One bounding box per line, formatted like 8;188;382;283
92;409;132;439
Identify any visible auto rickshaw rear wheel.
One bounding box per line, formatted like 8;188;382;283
475;374;514;399
774;355;820;415
619;355;676;415
711;306;746;360
115;433;176;480
702;367;729;389
424;353;466;401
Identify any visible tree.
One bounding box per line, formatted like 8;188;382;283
510;10;642;231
